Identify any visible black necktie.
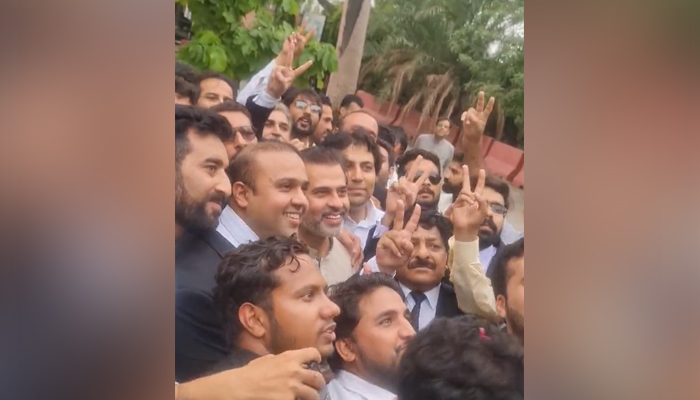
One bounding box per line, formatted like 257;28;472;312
410;291;427;331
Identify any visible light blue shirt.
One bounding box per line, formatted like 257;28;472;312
216;206;258;247
399;282;441;330
328;370;396;400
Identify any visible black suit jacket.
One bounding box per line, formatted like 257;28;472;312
245;95;273;139
435;281;463;319
175;229;236;383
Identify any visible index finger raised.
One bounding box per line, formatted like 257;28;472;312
404;204;422;233
393;199;406;230
461;165;471;194
474;169;486;195
405;155;423;182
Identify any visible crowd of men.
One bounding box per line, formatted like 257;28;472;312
175;28;524;400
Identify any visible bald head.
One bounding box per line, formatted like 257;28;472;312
337;110;378;140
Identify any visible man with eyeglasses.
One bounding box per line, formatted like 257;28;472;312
210;101;258;162
282;88;323;149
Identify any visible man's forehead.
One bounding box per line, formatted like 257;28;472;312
219;111;251;126
306;163;346;186
254;151;307;177
412;225;442;241
343;145;373;162
483;187;505;204
272;255;325;287
295;94;319;105
200;78;233;92
404;159;439;175
359;287;407;319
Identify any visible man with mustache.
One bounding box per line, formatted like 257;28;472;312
311;95;335;146
328;274;415;400
394;149;443;211
209;236;340;398
283;88;323;148
298;147;355;285
175;106;239;382
375;204;464;330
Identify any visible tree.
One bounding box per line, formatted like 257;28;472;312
360;0;525;147
176;0;338;89
326;0;373;106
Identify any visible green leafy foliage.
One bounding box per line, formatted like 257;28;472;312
361;0;524;147
177;0;337;90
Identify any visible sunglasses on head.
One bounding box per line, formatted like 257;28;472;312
232;126;257;142
412;171;441;185
295;100;322;115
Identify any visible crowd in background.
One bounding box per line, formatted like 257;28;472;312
175;26;524;400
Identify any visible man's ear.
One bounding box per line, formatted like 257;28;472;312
231;182;251;209
238;303;269;339
334;338;357;364
496;294;508;321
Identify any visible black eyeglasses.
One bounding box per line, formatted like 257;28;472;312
489;203;508;216
295;100;322;115
232;126;257;142
412;171;441;185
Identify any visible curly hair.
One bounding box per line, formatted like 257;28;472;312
398;315;524;400
213;236;310;347
326;274;403;371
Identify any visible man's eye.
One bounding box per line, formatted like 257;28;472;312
380;318;392;326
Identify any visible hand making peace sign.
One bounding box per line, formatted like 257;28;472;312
382;155;431;227
461;91;495;145
266;38;314;99
376;200;422;275
446;166;489;242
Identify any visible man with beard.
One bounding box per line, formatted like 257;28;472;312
298;147;355;285
375;205;463;330
311;95;334;146
175;106;238;382
210;236;340;399
283;88;323;148
210;101;257;162
395;149;442;211
487;238;525;342
328;274;415;400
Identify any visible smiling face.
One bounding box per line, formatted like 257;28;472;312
301;163;349;238
395;225;447;293
175;132;231;234
268;254;341;358
234;150;310;238
342;145;377;209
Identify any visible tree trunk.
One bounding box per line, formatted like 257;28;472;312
326;0;372;107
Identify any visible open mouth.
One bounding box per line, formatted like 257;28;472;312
284;212;301;222
322;212;344;225
320;323;337;341
297;117;311;130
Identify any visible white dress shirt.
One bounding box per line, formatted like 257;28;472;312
216;206;259;247
328;370;397;400
399;282;441;330
344;201;385;249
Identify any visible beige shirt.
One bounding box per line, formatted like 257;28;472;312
448;237;499;322
308;237;355;286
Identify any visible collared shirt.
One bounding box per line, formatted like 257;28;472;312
399;282;441;330
308;237;355;286
328;370;397;400
216;206;258;247
344;201;385;249
479;245;498;272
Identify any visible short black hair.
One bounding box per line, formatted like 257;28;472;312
176;76;199;104
376;138;395;168
175;105;234;168
283;88;322;109
300;147;346;172
487;238;524;299
227;141;300;192
214;236;310;347
485;175;511;210
210;100;252;120
377;124;395;146
451;152;464;163
396;149;441;178
320;95;332;107
398;315;524;400
340;94;364;109
327;274;403;371
194;71;238;98
415;208;453;252
319;129;382;175
390;126;409;154
176;60;199;83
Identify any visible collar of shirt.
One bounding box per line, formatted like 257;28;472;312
216;206;259;247
344;201;384;228
479;245;498;273
330;370;397;400
399;282;440;311
306;237;334;260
